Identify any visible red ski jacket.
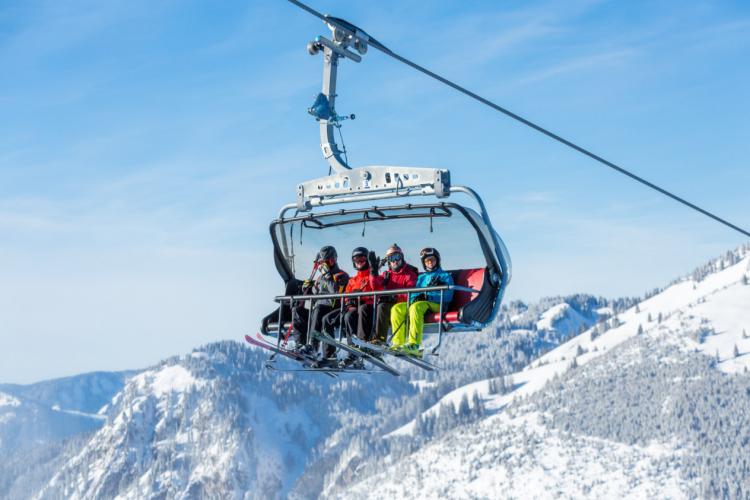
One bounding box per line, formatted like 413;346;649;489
344;270;384;305
381;264;418;303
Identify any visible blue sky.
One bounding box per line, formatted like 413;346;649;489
1;0;748;383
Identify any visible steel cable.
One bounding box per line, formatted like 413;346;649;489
286;0;750;239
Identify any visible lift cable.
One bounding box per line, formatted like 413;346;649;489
286;0;750;239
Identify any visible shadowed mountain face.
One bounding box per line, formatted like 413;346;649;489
0;370;135;415
0;392;101;455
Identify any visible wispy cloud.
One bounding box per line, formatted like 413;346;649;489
510;191;560;204
515;49;635;86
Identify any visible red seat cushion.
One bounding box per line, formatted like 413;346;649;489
424;268;484;324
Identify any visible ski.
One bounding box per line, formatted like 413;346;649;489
314;333;400;377
265;365;386;375
244;334;337;378
351;338;437;371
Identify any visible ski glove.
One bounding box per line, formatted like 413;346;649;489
367;251;380;275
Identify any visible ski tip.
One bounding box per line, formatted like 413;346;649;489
244;334;253;343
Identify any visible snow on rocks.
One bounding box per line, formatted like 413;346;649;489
536;302;588;335
0;392;21;408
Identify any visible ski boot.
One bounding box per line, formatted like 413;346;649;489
340;354;362;369
293;344;314;357
400;343;423;358
312;356;338;369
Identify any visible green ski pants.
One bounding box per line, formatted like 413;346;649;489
390;301;441;347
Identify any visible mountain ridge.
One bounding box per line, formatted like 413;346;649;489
3;243;749;498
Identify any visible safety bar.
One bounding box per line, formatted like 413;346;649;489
272;284;477;358
274;284;476;303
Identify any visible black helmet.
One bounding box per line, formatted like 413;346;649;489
420;247;441;270
351;246;369;270
317;245;337;263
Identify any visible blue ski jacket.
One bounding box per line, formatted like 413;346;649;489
410;268;454;305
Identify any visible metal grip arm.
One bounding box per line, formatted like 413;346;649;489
318;47;349;172
307;19;370;173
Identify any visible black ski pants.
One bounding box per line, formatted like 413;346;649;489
375;301;394;343
291;303;333;347
319;307;346;358
343;303;376;343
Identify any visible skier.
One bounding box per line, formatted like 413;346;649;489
373;243;418;345
339;246;384;368
290;245;349;358
390;247;454;356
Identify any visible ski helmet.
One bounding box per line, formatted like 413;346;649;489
351;246;369;270
317;245;337;264
385;243;404;270
420;247;441;271
316;245;338;273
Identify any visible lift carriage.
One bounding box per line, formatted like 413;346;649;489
248;16;511;375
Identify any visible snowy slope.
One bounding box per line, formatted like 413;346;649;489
35;342;413;500
37;345;307;499
343;412;691;499
406;245;750;429
338;245;750;498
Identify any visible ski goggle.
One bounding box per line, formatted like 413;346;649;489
386;253;403;263
317;257;336;267
420;248;437;258
352;254;367;263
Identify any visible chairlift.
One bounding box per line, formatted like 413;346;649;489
254;16;511;368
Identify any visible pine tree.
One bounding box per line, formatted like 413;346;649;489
458;393;471;422
637;324;644;335
471;392;484;419
734;344;740;358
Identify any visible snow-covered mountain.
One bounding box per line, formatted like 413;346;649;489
0;371;134;498
4;244;750;499
0;295;608;499
0;370;134;416
0;390;102;456
33;344;417;499
336;245;750;498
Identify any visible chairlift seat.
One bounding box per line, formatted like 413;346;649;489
424;267;485;324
